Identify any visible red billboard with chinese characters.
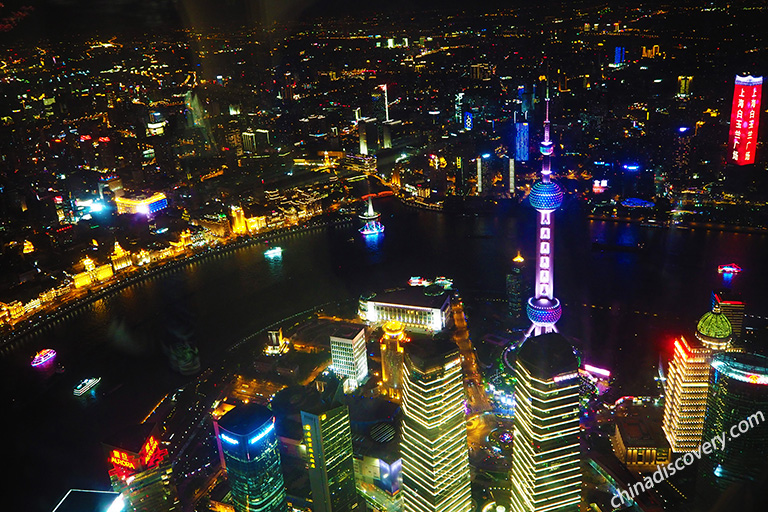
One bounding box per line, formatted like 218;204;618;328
729;75;763;165
105;424;167;480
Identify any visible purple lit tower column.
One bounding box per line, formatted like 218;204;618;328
525;97;564;339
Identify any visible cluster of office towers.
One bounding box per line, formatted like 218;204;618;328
662;292;768;502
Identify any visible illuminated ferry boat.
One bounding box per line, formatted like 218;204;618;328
31;349;56;367
73;377;101;396
718;263;743;274
264;247;283;259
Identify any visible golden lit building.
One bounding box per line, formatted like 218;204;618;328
246;215;268;233
380;320;408;400
115;192;168;215
230;206;248;236
110;241;133;271
73;255;114;288
662;307;735;452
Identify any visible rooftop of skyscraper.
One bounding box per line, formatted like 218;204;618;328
405;337;460;372
517;332;578;380
218;403;275;437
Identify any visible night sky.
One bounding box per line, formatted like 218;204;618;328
0;0;673;40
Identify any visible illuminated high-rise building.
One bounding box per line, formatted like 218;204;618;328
506;251;526;324
476;154;490;195
728;75;763;165
103;423;179;512
401;340;471;512
662;307;734;452
526;96;564;339
215;404;287;512
712;290;745;341
698;352;768;499
330;326;368;391
509;333;581;512
677;75;693;98
301;405;361;512
380;320;408;400
359;117;378;156
515;121;529;162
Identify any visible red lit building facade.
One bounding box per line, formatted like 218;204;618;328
103;423;179;512
728;75;762;165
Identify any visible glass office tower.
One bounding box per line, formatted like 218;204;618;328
698;352;768;500
301;405;361;512
216;404;287;512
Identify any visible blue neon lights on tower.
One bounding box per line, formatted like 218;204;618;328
515;122;529;161
526;96;563;338
215;404;287;512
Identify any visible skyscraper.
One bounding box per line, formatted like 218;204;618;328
698;352;768;499
509;333;581;512
526;97;564;338
330;326;368;391
506;251;526;324
215;404;287;512
662;307;734;452
301;405;361;512
380;320;408;400
103;423;179;512
401;340;472;512
359;117;378;155
712;290;745;341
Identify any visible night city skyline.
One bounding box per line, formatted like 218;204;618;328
1;1;768;512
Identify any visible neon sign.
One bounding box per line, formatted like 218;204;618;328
248;421;275;445
110;450;137;470
142;436;158;465
728;75;762;165
220;433;239;445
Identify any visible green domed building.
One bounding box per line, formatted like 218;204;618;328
695;305;733;350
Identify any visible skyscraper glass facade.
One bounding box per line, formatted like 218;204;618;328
216;404;287;512
698;352;768;498
301;405;360;512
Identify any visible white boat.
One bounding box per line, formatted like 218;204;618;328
74;377;101;396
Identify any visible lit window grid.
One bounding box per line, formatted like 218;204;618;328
401;352;472;512
510;363;581;512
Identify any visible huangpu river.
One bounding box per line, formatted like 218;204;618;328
3;196;768;511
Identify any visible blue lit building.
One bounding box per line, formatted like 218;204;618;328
215;404;287;512
697;352;768;502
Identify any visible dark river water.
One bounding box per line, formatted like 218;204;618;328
2;196;768;511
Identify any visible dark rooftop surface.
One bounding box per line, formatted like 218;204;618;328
517;333;578;380
369;287;450;310
328;323;365;341
405;337;459;372
218;403;275;436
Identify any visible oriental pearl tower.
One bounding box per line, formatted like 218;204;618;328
525;94;564;339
